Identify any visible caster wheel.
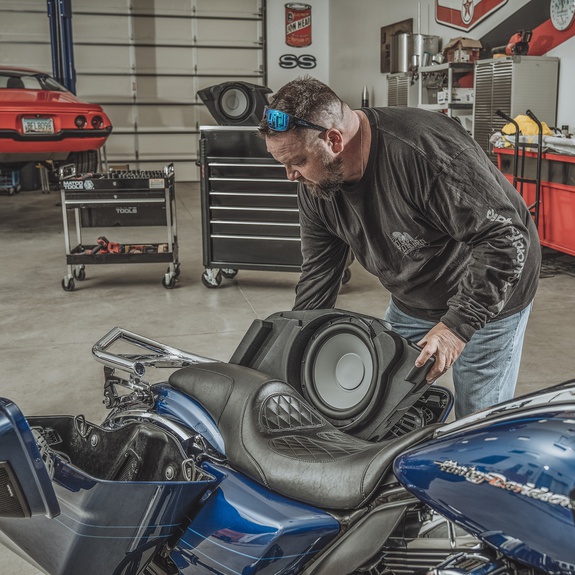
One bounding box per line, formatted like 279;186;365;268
202;270;222;289
162;273;177;289
73;267;86;281
61;277;75;291
342;268;351;285
221;268;238;279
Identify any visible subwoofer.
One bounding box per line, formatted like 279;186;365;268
229;309;436;441
197;82;272;126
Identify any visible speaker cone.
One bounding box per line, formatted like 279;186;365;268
197;82;272;126
219;85;252;123
302;320;379;425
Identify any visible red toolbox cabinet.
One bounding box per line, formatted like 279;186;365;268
496;148;575;257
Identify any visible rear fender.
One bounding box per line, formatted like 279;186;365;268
0;398;59;518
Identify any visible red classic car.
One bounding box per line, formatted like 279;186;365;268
0;66;112;172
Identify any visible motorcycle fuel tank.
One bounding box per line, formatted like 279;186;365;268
394;400;575;574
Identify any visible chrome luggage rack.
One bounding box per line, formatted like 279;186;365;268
93;327;219;408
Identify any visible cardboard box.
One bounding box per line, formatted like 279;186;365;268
444;37;482;63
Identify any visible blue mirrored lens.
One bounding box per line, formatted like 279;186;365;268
266;109;291;131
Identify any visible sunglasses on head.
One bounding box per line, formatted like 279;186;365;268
264;107;328;133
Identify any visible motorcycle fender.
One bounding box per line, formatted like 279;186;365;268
0;398;59;518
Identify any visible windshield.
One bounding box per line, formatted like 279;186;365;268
0;71;67;92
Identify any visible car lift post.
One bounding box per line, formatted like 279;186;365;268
46;0;76;94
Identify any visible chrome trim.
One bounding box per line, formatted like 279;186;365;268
209;192;296;198
104;409;195;442
93;327;218;378
210;206;298;212
211;234;301;241
63;198;165;206
211;219;300;227
209;177;291;183
208;163;284;168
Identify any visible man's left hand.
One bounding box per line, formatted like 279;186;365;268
415;322;466;383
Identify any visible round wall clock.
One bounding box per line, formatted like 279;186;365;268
550;0;575;31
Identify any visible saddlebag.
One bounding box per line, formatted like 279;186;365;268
0;414;216;575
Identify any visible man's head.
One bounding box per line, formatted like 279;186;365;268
259;76;352;200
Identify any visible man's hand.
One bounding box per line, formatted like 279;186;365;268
415;322;466;383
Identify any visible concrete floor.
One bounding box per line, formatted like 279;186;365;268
2;183;575;574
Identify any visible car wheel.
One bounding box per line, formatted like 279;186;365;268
68;150;99;174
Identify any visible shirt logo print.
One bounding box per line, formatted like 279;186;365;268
390;232;428;256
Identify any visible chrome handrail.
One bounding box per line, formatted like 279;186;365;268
92;327;218;379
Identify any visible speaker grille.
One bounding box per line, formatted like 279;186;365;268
0;461;30;518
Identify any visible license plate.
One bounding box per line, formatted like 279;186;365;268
22;117;54;134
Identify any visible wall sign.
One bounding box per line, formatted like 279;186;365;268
285;3;312;47
436;0;508;32
279;54;317;69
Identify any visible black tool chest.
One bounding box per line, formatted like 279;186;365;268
59;164;180;291
199;126;301;288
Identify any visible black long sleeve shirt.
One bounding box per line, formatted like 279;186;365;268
293;107;540;342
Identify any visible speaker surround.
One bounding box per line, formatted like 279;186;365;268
229;309;437;440
302;320;378;421
197;82;272;126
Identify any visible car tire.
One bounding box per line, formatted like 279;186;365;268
68;150;99;174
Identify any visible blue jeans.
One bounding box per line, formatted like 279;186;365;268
384;299;533;419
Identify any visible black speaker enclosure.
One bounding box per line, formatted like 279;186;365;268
197;82;272;126
229;309;441;441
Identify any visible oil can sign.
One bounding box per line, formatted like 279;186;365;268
285;3;312;47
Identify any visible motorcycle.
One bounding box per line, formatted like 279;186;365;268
0;309;573;575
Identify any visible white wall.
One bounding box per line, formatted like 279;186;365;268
328;0;532;108
547;35;575;132
266;0;330;91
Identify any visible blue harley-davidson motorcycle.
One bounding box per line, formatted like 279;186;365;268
0;309;573;575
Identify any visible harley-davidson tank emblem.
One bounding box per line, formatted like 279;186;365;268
435;460;574;510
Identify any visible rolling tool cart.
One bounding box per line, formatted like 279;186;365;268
199;126;353;288
59;164;180;291
199;126;302;288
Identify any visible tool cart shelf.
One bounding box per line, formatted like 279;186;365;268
199;126;301;288
59;164;180;291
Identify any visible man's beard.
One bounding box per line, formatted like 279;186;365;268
303;154;344;201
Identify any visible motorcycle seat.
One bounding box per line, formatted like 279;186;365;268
169;362;437;510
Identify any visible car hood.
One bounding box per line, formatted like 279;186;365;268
0;90;104;111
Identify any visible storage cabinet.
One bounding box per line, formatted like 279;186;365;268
418;62;474;131
496;148;575;257
473;56;559;164
199;126;301;288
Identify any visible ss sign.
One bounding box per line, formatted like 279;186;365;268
279;54;317;69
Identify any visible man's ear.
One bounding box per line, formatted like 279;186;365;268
325;129;344;153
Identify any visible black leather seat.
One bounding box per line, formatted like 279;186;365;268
169;362;437;510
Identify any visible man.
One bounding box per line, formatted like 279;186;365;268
258;76;540;419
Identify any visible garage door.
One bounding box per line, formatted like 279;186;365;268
0;0;266;181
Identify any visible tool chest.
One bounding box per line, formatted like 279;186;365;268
59;164;179;291
0;169;20;195
199;126;301;288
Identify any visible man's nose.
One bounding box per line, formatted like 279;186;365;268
286;166;300;181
